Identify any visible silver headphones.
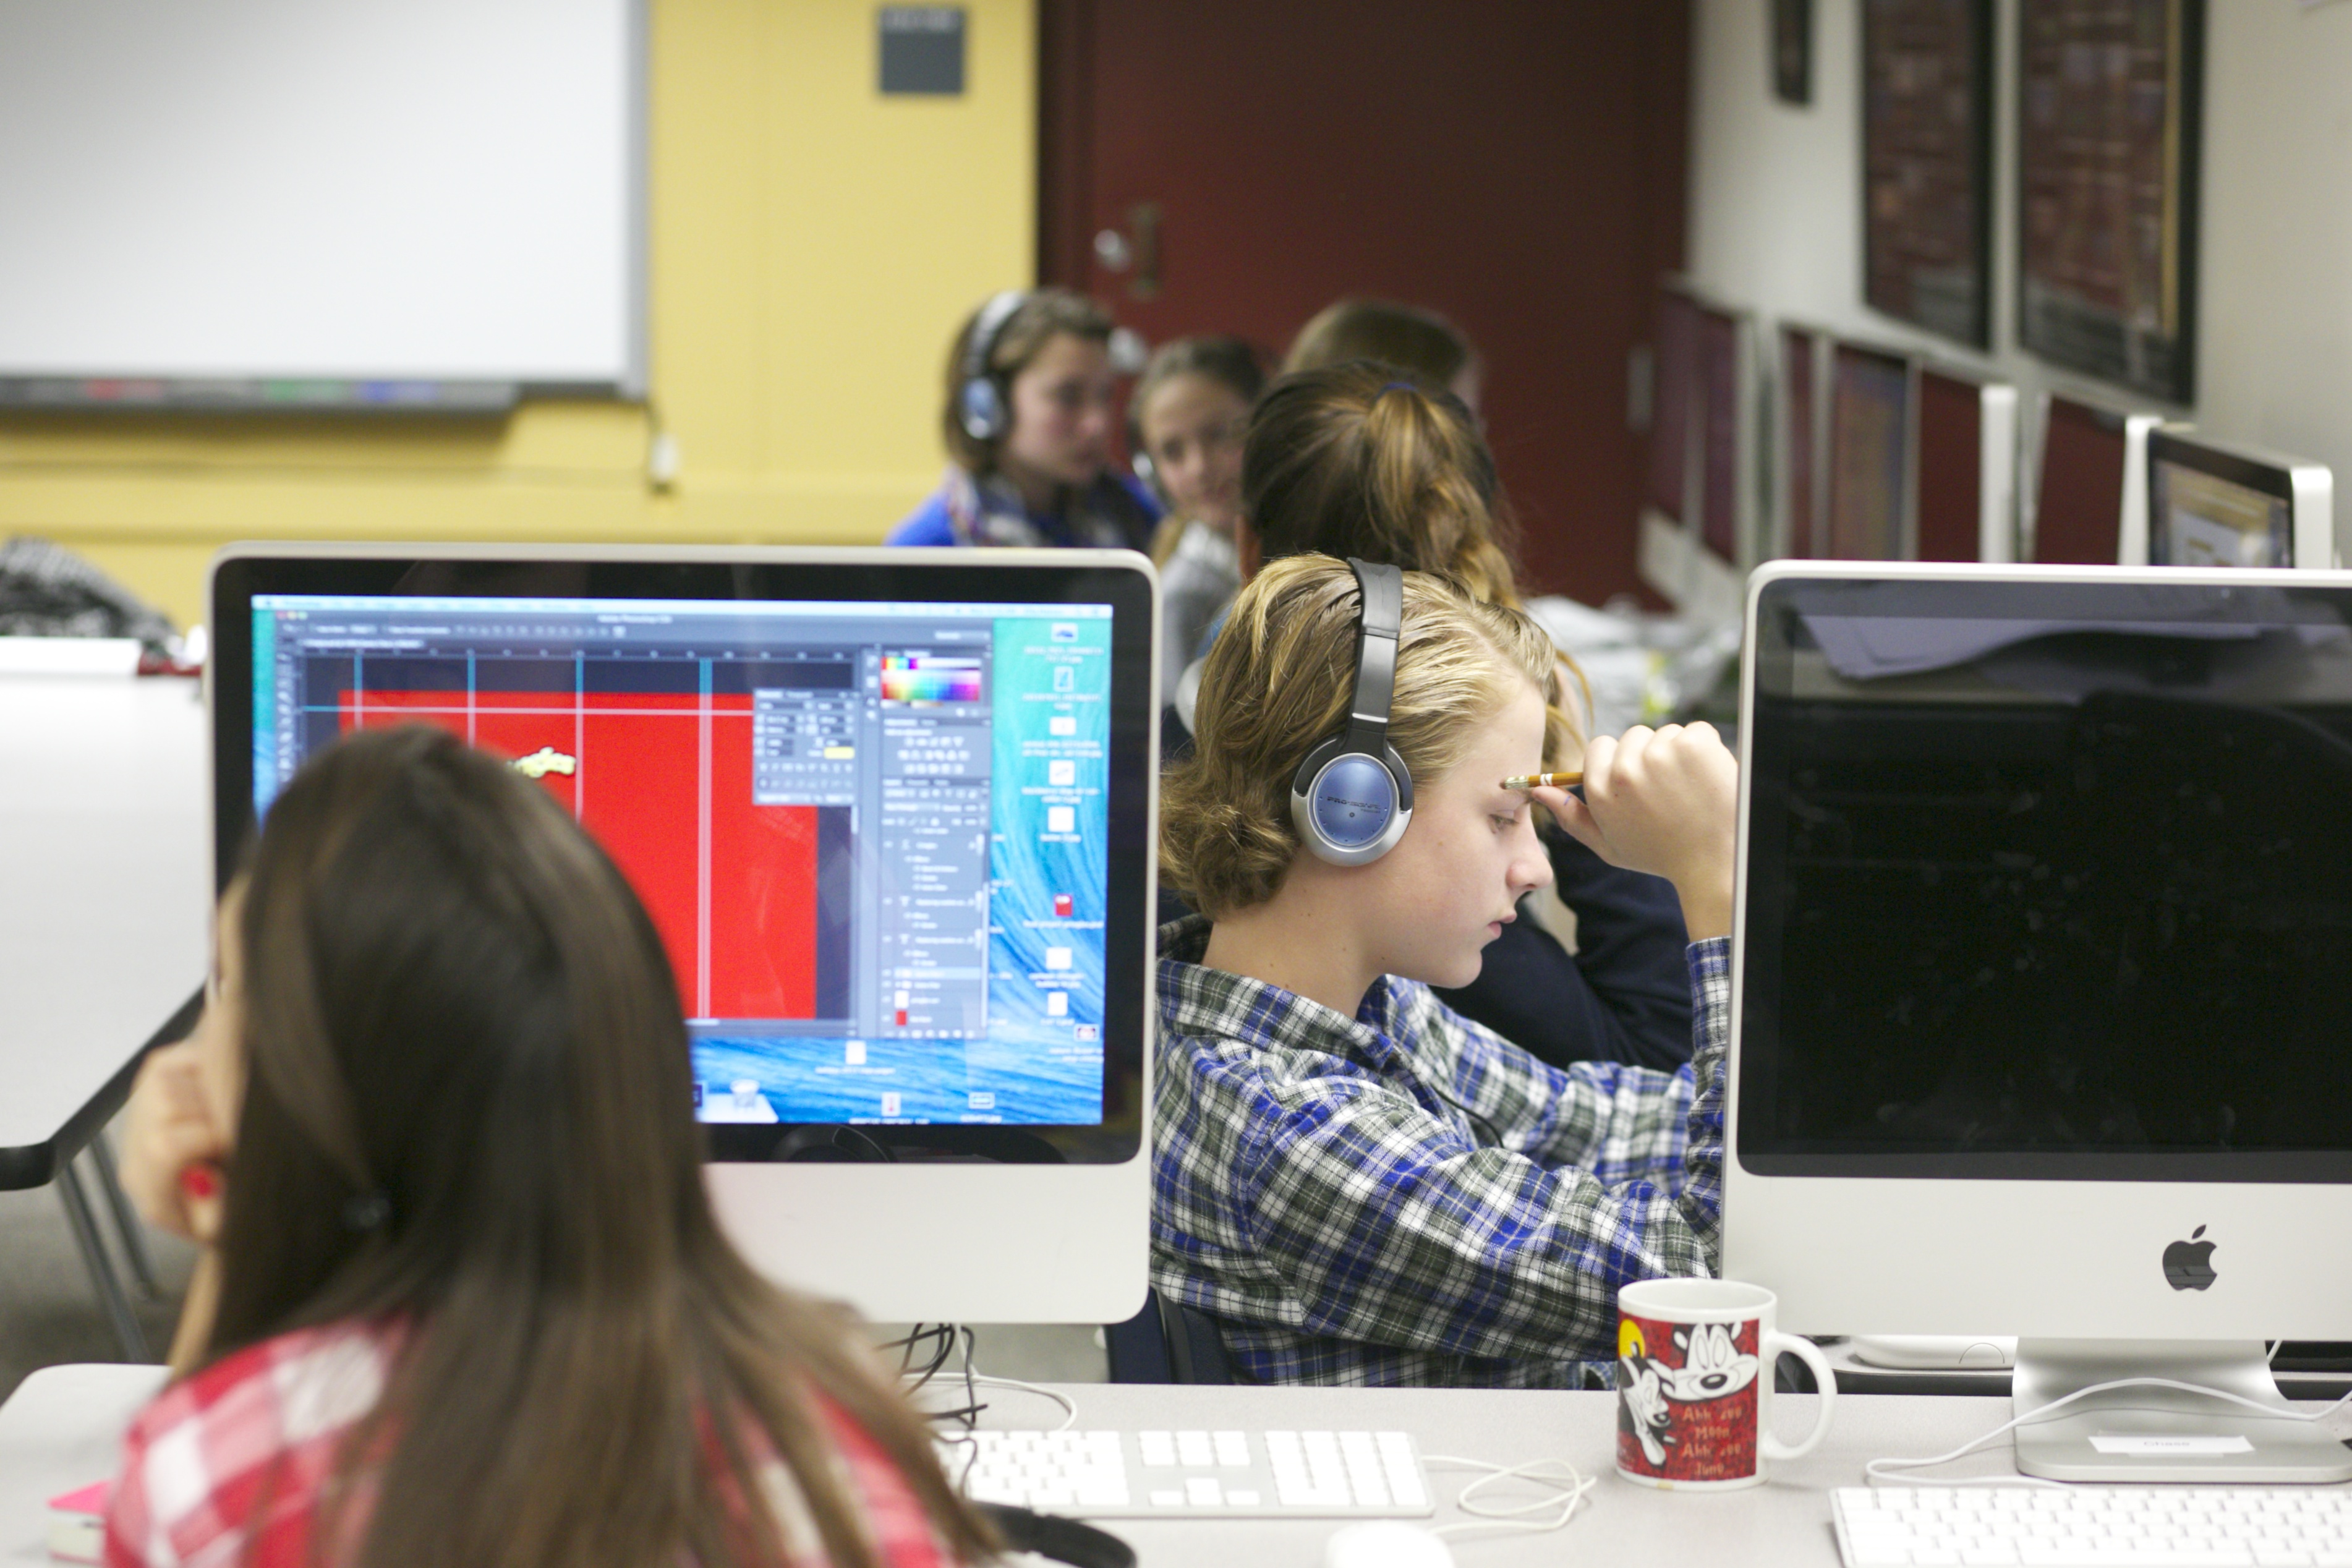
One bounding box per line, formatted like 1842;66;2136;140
957;289;1031;443
1288;559;1414;866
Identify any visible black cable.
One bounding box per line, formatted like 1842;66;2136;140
974;1506;1136;1568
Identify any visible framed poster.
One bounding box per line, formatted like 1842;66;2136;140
2017;0;2204;404
1861;0;1995;349
1773;0;1813;105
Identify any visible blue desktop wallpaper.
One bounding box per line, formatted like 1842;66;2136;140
694;613;1110;1127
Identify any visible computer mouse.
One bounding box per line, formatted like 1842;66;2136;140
1319;1520;1457;1568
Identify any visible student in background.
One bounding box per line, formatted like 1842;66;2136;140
889;288;1159;550
113;726;989;1568
1284;297;1482;417
1172;365;1693;1072
1129;336;1264;696
1155;555;1736;1387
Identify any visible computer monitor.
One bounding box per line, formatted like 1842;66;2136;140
1639;283;1749;624
1777;324;1824;559
207;543;1157;1324
2030;393;2162;566
1915;365;2017;563
1645;283;1699;529
1638;283;1703;610
1729;561;2352;1481
2148;430;2336;571
1692;302;1753;569
1824;341;1912;561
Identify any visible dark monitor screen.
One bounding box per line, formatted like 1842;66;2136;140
1742;573;2352;1182
2150;435;2296;569
1648;288;1699;522
2034;396;2129;565
1697;307;1741;565
1826;344;1911;560
1915;369;1984;563
1782;326;1818;558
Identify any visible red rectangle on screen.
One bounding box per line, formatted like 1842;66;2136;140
708;704;818;1019
579;695;704;1008
337;688;825;1022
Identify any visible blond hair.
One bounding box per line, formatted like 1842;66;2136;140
1161;555;1575;918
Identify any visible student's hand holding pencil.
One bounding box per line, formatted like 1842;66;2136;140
1535;722;1738;941
119;1040;229;1247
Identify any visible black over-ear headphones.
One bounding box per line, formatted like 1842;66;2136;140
957;289;1031;443
1289;558;1414;865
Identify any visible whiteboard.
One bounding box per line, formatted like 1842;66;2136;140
0;0;643;404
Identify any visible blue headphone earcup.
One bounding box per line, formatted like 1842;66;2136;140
960;377;1008;443
1289;737;1414;866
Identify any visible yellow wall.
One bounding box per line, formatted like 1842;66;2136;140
0;0;1037;628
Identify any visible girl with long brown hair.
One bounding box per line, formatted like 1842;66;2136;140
1128;334;1266;695
113;725;994;1568
888;288;1159;551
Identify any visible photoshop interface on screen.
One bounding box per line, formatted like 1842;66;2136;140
251;595;1113;1128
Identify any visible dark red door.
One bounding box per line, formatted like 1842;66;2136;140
1041;1;1692;605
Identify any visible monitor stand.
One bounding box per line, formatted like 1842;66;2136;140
2013;1339;2352;1484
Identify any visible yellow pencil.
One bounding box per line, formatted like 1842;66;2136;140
1501;771;1583;790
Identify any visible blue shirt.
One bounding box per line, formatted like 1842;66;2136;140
887;470;1159;548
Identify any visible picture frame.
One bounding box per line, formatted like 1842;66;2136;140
2016;0;2204;405
1773;0;1813;106
1860;0;1995;350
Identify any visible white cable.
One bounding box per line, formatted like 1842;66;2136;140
1864;1374;2352;1488
1420;1454;1599;1539
962;1371;1081;1433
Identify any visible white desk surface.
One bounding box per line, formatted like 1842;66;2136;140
13;1366;2351;1567
0;675;210;1180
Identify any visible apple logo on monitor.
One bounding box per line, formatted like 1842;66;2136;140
2163;1225;2218;1292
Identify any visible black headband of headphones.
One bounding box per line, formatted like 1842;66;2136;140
1343;558;1401;757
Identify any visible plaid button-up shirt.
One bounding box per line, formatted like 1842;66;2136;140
1150;915;1730;1389
104;1318;959;1568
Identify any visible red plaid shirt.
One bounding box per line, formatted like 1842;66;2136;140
104;1318;957;1568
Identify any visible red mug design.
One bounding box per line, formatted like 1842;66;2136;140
1615;1279;1836;1491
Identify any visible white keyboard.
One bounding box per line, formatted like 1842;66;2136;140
945;1427;1434;1519
1835;1485;2352;1566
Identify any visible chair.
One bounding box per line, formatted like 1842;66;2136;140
1103;1286;1237;1384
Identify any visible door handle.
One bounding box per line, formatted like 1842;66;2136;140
1126;202;1161;301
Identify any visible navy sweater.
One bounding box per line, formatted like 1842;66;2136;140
1159;703;1695;1073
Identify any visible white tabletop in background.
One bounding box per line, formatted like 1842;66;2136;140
0;675;210;1172
10;1368;2352;1566
949;1382;2352;1567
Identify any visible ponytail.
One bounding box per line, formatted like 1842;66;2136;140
1242;364;1591;738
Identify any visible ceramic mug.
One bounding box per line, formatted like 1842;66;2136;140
1614;1279;1836;1490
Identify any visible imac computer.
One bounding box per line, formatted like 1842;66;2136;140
1824;341;1914;561
2148;430;2336;571
1729;561;2352;1481
1638;281;1700;606
207;543;1157;1324
1638;282;1750;624
1777;323;1825;560
2030;393;2163;566
1914;364;2018;564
